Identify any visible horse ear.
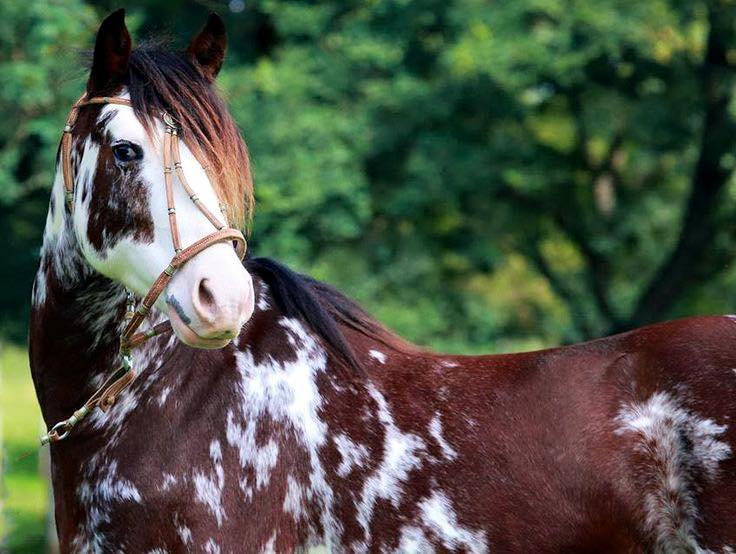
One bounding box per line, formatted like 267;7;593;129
88;9;132;95
187;13;227;82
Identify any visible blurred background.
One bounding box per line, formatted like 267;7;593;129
2;0;736;551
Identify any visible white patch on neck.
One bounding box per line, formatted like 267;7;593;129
615;391;731;552
193;440;226;527
176;524;192;546
419;491;488;553
87;314;174;435
227;318;341;547
31;265;48;307
333;433;370;477
397;525;434;554
158;385;172;407
35;136;99;308
353;384;426;547
160;473;178;492
261;532;277;554
283;474;306;519
256;282;271;311
77;280;128;350
204;538;221;554
73;459;142;552
368;350;387;364
428;414;457;461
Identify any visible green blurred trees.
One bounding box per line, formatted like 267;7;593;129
0;1;97;339
2;0;736;352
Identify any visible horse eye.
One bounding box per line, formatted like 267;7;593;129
112;142;142;163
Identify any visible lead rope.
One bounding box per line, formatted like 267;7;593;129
41;96;247;446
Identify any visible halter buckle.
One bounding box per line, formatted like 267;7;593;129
162;112;177;130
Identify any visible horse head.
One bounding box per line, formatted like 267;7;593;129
61;10;254;349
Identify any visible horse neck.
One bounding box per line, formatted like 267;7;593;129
230;284;403;543
29;164;161;425
31;167;401;541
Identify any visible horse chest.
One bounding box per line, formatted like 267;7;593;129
62;404;320;552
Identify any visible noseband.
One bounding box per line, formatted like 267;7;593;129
41;95;247;445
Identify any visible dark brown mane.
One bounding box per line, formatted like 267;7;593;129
245;257;418;373
124;42;253;228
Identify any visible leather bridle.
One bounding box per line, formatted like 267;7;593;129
41;95;247;445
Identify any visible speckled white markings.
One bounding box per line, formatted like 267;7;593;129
428;414;457;461
353;384;426;548
193;440;226;527
615;391;731;553
419;491;488;553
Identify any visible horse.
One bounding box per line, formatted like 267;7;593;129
29;9;736;553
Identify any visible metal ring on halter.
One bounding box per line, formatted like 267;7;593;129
162;112;177;129
47;421;72;443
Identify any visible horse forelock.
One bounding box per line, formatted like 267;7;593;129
126;43;254;229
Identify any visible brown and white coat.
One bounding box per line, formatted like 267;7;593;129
30;10;736;554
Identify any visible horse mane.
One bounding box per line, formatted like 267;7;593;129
245;257;419;374
123;41;253;228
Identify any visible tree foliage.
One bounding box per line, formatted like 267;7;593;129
2;0;736;352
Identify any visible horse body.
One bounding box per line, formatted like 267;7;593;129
30;10;736;553
31;257;736;552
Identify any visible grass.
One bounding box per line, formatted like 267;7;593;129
1;343;48;553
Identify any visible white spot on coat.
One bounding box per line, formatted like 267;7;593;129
73;459;142;552
160;473;177;491
261;532;277;554
368;350;387;364
193;440;226;527
204;538;221;554
428;414;458;461
256;283;271;311
333;433;370;477
397;525;434;553
158;385;172;407
615;391;731;552
283;475;306;519
419;491;488;553
354;385;426;545
177;526;192;545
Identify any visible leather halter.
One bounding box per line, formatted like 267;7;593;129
41;95;247;445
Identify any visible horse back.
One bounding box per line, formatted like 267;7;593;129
368;315;736;552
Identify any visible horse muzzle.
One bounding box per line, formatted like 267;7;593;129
165;244;254;349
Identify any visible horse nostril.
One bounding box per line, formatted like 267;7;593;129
193;278;217;322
